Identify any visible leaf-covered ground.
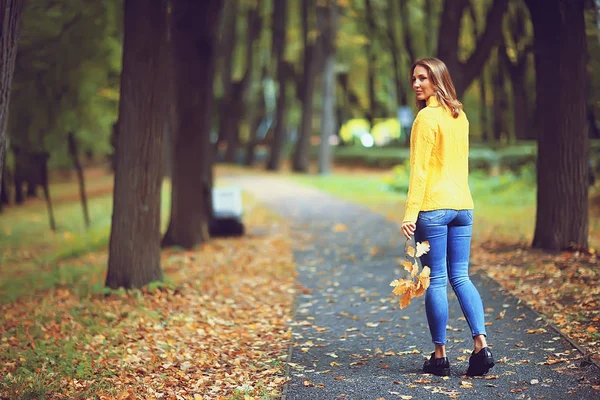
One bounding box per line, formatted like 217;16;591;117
0;185;296;399
470;241;600;364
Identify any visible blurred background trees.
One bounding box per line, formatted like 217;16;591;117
1;0;599;287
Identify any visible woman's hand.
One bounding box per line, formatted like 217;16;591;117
401;222;416;239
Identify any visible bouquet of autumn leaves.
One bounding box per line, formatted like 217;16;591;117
390;240;431;309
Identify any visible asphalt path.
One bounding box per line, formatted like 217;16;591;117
230;176;600;400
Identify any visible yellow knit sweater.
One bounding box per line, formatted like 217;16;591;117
402;96;474;223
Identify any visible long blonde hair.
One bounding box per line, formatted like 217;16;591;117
411;58;463;118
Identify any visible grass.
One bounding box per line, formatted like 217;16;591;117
0;177;175;304
290;166;600;249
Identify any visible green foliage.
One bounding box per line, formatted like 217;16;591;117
8;0;122;167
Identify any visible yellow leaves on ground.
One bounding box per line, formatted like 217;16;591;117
390;241;431;309
0;201;296;399
472;244;600;364
333;223;348;232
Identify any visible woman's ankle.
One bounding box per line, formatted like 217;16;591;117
473;334;487;353
434;344;446;358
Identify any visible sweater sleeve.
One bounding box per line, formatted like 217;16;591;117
402;114;437;223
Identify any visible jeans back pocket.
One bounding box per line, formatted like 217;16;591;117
418;209;447;221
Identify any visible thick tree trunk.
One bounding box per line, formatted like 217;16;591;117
317;1;337;175
161;0;224;248
292;0;318;173
266;0;287;171
0;0;25;192
106;0;168;289
527;0;589;251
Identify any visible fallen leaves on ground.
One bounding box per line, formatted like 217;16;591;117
0;202;296;399
471;241;600;363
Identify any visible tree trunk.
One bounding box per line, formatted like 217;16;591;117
0;164;8;208
479;74;490;142
317;0;337;175
388;1;407;107
292;0;318;173
41;155;56;232
68;132;90;227
508;61;531;141
218;0;238;161
527;0;589;251
423;0;435;55
437;0;508;97
491;51;509;143
106;0;168;289
266;0;287;171
161;0;224;248
224;2;262;164
0;0;25;191
364;0;377;126
501;2;534;141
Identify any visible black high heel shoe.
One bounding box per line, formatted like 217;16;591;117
423;352;450;376
466;347;494;376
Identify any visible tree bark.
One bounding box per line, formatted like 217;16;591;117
292;0;318;173
491;49;509;143
479;72;490;142
501;47;532;140
218;0;239;163
0;0;25;192
266;0;287;171
106;0;168;289
527;0;589;251
318;0;337;175
223;2;262;163
162;0;224;248
437;0;508;97
501;2;534;141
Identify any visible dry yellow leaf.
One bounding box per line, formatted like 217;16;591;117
391;279;413;296
399;285;415;309
406;245;415;258
460;380;473;388
410;261;419;277
333;223;348;232
415;241;431;257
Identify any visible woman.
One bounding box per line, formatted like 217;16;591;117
400;58;494;377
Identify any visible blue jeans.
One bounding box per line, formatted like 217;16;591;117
414;209;487;345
